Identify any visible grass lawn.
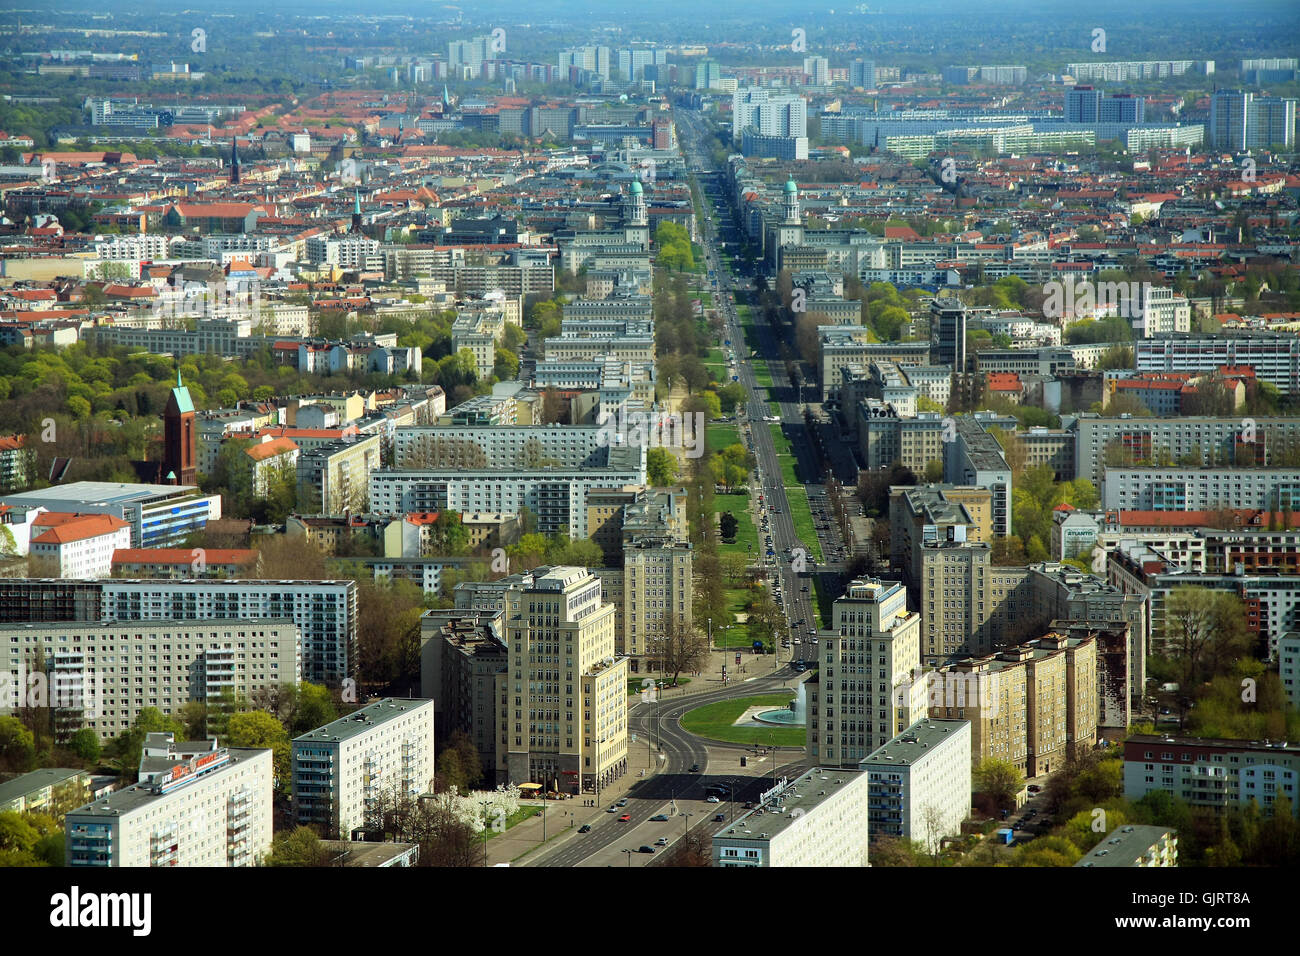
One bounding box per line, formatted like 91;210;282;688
753;362;774;390
483;806;537;840
715;502;757;558
706;423;740;454
627;677;691;696
713;587;757;647
680;693;806;746
811;576;833;629
768;424;823;562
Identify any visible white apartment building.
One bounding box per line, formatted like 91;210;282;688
393;424;609;470
713;768;870;867
1279;632;1300;711
304;235;382;270
860;718;972;853
65;734;273;867
1135;285;1191;337
369;455;645;539
809;579;927;767
1101;467;1300;512
292;697;436;838
28;513;133;578
96;578;357;685
1;618;299;740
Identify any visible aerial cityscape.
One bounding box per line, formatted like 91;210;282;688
0;0;1297;901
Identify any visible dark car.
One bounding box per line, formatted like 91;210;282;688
578;824;591;833
689;763;700;773
638;845;655;854
713;813;726;822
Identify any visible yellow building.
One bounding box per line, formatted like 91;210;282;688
497;567;628;796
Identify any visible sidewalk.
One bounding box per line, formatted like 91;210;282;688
486;724;662;866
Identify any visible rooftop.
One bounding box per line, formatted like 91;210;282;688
859;719;970;768
713;767;863;843
1074;825;1175;867
293;697;432;745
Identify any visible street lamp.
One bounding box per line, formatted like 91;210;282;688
623;848;634;868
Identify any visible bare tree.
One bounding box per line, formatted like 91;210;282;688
647;615;709;686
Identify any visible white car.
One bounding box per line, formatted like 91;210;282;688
705;796;721;804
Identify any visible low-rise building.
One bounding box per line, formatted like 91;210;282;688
28;512;133;578
1075;825;1178;867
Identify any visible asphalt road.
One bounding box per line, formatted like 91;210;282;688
527;670;804;867
678;108;851;658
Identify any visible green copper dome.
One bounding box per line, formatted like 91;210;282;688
784;179;798;194
630;179;643;195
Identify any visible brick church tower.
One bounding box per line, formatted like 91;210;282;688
163;370;197;485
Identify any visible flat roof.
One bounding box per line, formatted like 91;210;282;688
0;767;87;804
860;719;970;768
0;481;200;505
1075;825;1174;867
293;697;433;745
712;767;863;843
65;749;266;818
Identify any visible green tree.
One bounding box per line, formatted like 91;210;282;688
0;716;36;773
646;448;680;486
226;711;291;786
974;757;1024;812
68;727;100;763
267;826;336;867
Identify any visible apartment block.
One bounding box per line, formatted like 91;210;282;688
292;698;436;838
859;403;947;472
497;567;628;796
860;718;972;851
296;434;383;514
1101;467;1300;512
945;416;1012;537
1279;632;1300;710
808;579;926;767
889;484;994;587
712;767;869;867
419;609;506;782
1069;414;1300;486
1075;825;1178;867
1122;735;1300;816
65;734;273;867
0;577;356;685
931;632;1098;776
1;618;299;741
28;512;133;579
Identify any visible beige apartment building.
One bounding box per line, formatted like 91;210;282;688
295;433;383;513
930;631;1098;776
808;579;927;767
889;484;995;588
497;567;628;796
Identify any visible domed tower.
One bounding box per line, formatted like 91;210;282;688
625;178;649;249
782;178;801;225
628;178;647;225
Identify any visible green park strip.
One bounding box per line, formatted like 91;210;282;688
715;500;757;559
811;576;833;630
713;588;756;647
706;422;739;454
680;693;806;746
767;424;823;562
753;362;774;390
483;806;537;841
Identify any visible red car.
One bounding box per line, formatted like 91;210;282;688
618;814;631;822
